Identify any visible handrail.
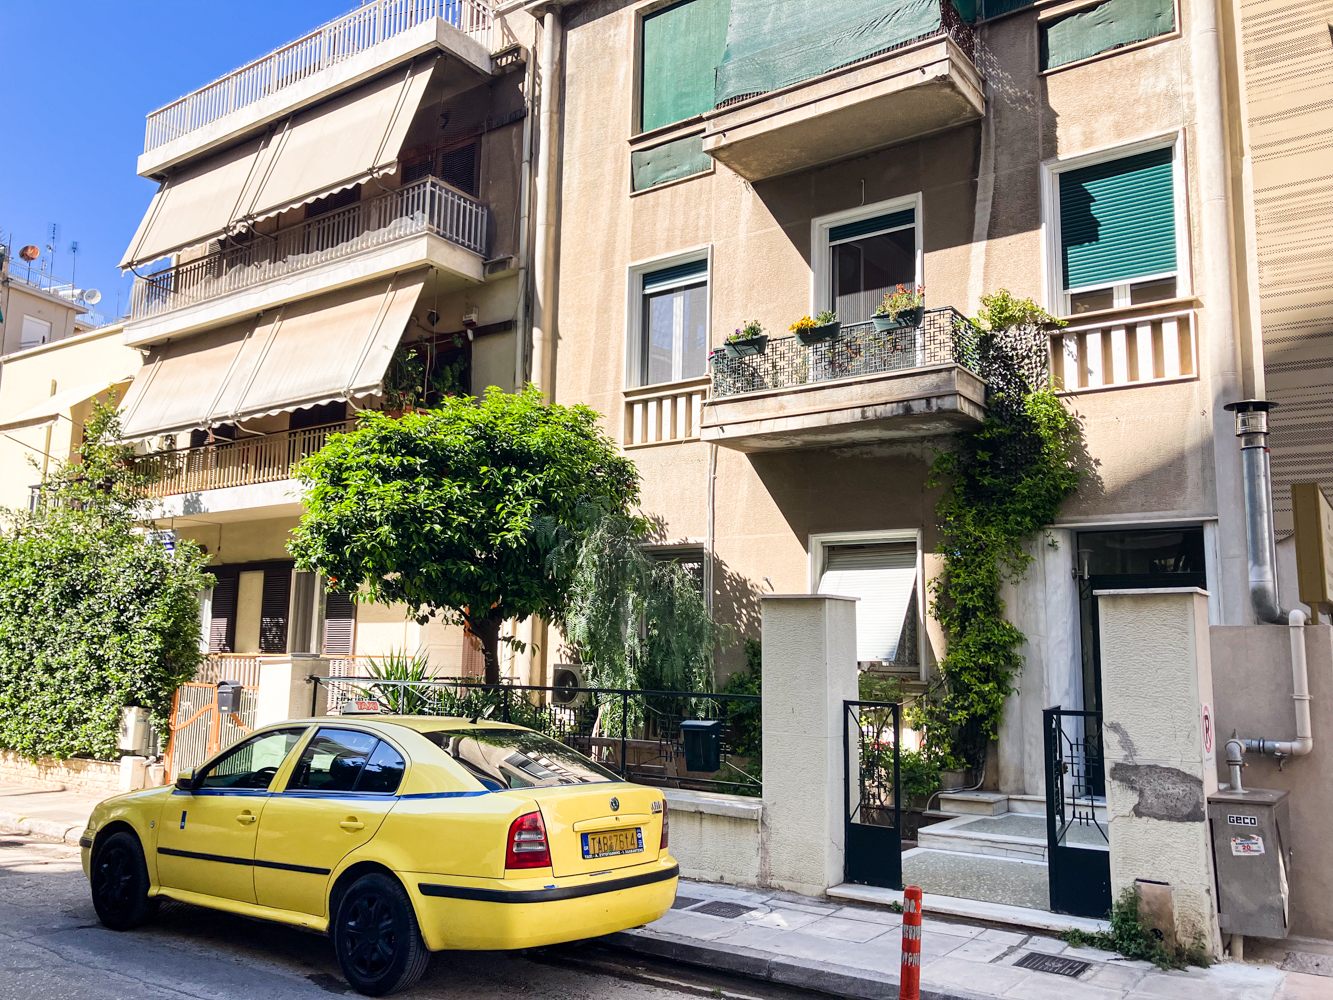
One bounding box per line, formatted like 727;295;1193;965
144;0;495;152
130;175;486;321
137;419;356;497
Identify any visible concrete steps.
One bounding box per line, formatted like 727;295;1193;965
918;815;1049;861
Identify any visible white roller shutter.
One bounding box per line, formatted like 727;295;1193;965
818;543;917;663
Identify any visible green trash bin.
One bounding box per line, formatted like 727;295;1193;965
680;719;723;772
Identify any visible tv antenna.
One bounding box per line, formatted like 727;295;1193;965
70;241;79;288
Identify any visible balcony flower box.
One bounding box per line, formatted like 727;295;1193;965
791;311;841;346
724;319;768;358
872;306;924;332
873;285;926;331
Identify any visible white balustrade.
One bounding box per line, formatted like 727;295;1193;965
1051;309;1195;391
624;381;709;447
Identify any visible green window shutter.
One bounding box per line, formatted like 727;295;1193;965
1040;0;1175;70
981;0;1036;17
641;0;732;132
1060;147;1176;290
829;208;915;244
644;258;709;292
631;133;712;192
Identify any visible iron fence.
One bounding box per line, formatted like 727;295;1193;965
313;676;761;795
710;307;976;398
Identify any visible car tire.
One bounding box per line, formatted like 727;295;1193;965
333;872;431;996
90;831;156;931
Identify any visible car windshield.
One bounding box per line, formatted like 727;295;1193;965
422;728;617;790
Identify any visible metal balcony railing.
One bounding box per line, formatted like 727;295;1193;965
136;420;356;497
130;176;486;321
144;0;495;152
709;307;976;398
3;260;117;329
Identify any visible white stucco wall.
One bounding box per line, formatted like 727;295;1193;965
663;788;763;885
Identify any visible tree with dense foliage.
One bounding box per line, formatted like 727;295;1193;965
289;387;641;683
0;403;213;760
911;291;1083;769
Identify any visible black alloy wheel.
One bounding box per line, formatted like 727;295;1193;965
90;831;156;930
334;873;430;996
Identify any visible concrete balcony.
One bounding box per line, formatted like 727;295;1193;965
702;30;984;182
701;310;985;452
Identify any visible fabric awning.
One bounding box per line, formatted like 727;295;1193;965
118;269;426;439
0;371;138;432
120;57;438;269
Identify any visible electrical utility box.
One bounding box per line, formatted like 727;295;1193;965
118;707;150;753
1208;787;1292;939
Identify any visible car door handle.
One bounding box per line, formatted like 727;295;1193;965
340;819;365;832
236;811;257;825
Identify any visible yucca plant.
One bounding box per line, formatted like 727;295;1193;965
364;649;432;715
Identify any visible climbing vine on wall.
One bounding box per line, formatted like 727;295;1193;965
910;291;1083;769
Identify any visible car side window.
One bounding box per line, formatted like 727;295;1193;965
287;729;379;792
357;740;406;794
198;728;306;790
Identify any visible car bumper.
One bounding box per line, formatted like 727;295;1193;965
404;856;679;950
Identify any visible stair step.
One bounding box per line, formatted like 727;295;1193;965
937;791;1009;816
919;823;1049;861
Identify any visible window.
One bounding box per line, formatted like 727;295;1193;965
640;0;731;132
1055;145;1180;314
199;728;306;789
1041;0;1175;71
630;256;710;387
631;134;711;192
20;316;52;349
818;542;919;669
423;728;618;789
286;728;405;794
814;201;921;326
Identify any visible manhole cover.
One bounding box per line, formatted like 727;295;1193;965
692;900;755;919
1013;952;1091;977
671;896;704;910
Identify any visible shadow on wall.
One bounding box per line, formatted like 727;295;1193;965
712;554;764;684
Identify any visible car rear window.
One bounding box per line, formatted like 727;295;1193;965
422;728;617;789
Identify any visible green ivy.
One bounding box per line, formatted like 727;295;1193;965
0;402;213;760
911;291;1082;768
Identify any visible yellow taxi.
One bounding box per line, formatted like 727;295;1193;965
80;717;678;996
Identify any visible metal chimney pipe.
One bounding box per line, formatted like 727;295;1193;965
1223;400;1285;624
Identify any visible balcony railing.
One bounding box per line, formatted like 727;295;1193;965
144;0;494;152
130;176;486;321
624;377;709;447
709;308;975;399
3;259;117;329
1051;307;1196;391
138;420;355;497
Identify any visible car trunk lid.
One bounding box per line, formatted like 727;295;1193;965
524;783;664;877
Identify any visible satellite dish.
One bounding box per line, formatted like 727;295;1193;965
19;245;40;262
83;289;102;305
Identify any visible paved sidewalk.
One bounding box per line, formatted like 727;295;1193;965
0;781;102;845
610;879;1321;1000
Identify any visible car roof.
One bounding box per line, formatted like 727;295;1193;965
278;716;530;735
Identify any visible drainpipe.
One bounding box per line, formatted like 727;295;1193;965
529;6;562;399
1233;609;1314;765
1223;400;1284;624
513;44;536;392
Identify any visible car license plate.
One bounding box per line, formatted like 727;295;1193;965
582;827;644;859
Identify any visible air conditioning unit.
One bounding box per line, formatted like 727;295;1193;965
551;663;588;709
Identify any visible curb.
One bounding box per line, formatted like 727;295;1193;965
0;810;84;846
607;928;991;1000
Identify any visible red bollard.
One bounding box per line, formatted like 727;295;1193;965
900;885;923;1000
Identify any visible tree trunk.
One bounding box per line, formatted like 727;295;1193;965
470;615;503;685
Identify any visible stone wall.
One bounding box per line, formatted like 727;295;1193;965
0;751;121;796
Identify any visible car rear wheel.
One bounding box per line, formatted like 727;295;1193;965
90;831;156;930
333;873;430;996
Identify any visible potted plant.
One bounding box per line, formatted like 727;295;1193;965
790;309;840;346
873;284;925;331
724;319;768;358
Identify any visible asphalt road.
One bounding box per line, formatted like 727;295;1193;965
0;834;803;1000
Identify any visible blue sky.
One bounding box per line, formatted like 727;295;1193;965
0;1;356;320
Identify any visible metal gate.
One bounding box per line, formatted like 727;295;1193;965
1043;707;1111;918
844;700;902;889
163;657;261;776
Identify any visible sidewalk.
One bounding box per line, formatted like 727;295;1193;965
610;879;1323;1000
3;780;1324;999
0;780;101;845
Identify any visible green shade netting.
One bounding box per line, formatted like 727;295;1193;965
631;134;713;192
642;0;732;131
1041;0;1174;69
980;0;1034;18
715;0;943;106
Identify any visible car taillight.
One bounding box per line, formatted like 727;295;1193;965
505;811;550;870
660;798;669;851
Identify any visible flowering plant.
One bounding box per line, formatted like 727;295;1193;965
728;319;764;341
875;284;925;318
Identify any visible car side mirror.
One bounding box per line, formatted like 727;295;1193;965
176;769;198;791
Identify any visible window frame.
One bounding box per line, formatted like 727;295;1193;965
808;528;925;681
624;245;713;390
810;194;924;319
1040;131;1191;317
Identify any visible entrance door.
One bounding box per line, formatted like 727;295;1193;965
156;728;307;902
844;700;902;889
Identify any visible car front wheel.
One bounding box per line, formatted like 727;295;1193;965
90;831;156;930
333;873;430;996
